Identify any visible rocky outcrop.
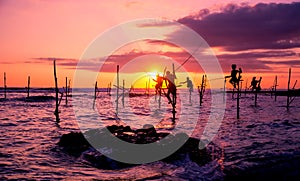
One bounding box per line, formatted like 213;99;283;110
58;125;221;169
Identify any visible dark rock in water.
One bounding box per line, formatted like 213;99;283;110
58;132;91;156
162;134;216;166
58;125;222;169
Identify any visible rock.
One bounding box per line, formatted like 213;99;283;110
58;132;90;156
58;125;222;169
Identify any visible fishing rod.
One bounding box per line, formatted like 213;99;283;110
175;47;200;71
209;77;225;81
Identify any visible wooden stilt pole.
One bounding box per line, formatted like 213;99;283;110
68;79;71;95
93;81;97;109
122;79;125;107
274;75;278;101
287;68;291;109
237;81;240;119
274;75;277;101
199;75;205;106
172;63;176;122
65;77;68;105
244;78;248;96
223;79;226;103
27;76;30;98
236;70;242;119
4;72;7;99
116;65;119;116
53;60;60;123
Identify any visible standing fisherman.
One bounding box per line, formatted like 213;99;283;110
153;74;164;96
164;70;176;104
180;77;193;93
225;64;242;88
250;77;262;91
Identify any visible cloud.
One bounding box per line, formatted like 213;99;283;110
0;61;15;64
176;2;300;51
261;60;300;66
28;57;79;67
217;50;297;60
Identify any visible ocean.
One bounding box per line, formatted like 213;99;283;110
0;88;300;180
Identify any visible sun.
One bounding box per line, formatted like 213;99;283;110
148;71;158;80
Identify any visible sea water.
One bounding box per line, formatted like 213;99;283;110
0;89;300;180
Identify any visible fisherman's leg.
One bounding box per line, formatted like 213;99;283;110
173;88;177;106
166;89;172;104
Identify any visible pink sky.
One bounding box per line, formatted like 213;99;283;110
0;0;299;88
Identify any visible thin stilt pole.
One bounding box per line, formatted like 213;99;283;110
244;78;248;96
200;75;205;106
53;60;60;123
236;70;242;119
4;72;7;99
27;76;30;98
287;68;291;109
68;79;71;95
223;79;226;103
93;81;97;109
116;65;119;116
274;75;277;101
172;63;176;122
122;79;125;107
65;77;68;105
237;81;240;119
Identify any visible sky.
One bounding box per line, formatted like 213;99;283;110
0;0;300;89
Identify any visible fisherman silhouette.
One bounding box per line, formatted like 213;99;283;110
225;64;242;88
164;70;176;104
180;77;194;103
153;74;164;95
250;76;262;91
180;77;193;93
